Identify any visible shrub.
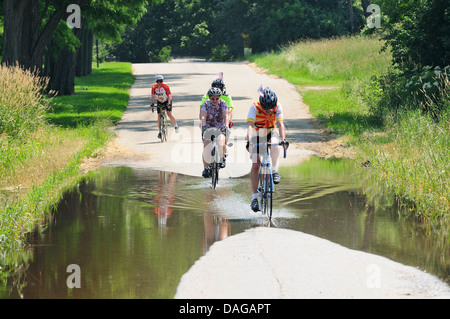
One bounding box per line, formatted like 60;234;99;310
367;66;450;119
209;44;234;62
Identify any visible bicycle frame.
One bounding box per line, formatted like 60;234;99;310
253;142;287;220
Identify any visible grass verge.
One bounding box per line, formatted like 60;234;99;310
1;62;134;276
248;35;449;219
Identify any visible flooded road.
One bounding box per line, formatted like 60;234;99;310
2;158;449;298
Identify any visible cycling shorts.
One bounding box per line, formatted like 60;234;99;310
203;127;227;142
156;101;172;114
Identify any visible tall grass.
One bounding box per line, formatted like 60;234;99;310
356;111;449;218
0;65;50;140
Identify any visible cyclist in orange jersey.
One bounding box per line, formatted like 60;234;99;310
246;86;288;212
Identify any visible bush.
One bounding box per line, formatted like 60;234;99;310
209;44;234;62
367;66;450;119
0;65;50;140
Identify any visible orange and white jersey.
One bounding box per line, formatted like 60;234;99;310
247;102;284;131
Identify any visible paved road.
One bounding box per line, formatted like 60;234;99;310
110;59;450;299
111;58;318;176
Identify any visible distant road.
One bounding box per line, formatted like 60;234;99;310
110;58;319;176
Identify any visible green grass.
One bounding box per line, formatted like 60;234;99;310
356;112;450;218
248;35;391;86
303;88;382;137
48;62;134;127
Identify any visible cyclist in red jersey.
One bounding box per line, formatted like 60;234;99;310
150;75;179;138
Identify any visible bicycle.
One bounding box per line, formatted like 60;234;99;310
152;103;169;143
252;141;287;220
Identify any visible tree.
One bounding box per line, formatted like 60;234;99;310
379;0;450;70
2;0;84;70
2;0;154;95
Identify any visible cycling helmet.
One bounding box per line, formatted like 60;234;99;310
155;74;164;82
212;78;226;94
208;87;222;97
259;87;278;110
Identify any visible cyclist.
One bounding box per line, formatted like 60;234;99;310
246;86;288;212
200;87;229;178
200;77;234;128
150;75;179;138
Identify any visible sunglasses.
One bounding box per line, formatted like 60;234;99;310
156;80;163;83
210;97;220;101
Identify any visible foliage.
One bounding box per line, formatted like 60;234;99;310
216;0;363;56
209;44;234;62
110;0;366;61
365;66;450;120
379;0;450;70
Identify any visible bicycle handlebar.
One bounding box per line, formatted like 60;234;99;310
251;141;288;158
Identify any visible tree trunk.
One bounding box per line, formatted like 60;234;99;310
45;39;76;96
361;0;371;18
348;0;355;35
75;24;94;77
2;0;80;94
2;0;39;69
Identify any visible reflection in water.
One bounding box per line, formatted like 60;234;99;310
1;158;449;298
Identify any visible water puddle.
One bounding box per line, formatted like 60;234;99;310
2;158;449;298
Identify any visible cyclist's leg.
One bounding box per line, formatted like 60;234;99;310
250;135;261;195
202;138;212;178
269;131;281;184
217;131;226;166
269;131;281;168
202;139;212;168
166;103;179;131
156;103;163;136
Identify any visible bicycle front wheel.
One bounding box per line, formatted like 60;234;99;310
260;173;273;219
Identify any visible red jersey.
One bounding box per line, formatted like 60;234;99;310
152;83;171;103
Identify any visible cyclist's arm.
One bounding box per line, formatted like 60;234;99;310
276;120;286;141
151;86;156;105
200;94;208;107
200;109;207;127
247;121;256;142
223;110;229;128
